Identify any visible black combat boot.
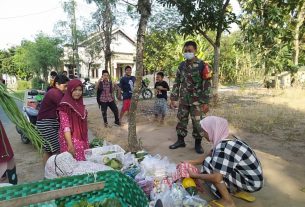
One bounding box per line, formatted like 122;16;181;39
195;139;204;154
169;136;186;149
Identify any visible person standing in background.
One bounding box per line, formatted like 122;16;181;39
96;70;120;127
118;66;136;123
154;72;169;124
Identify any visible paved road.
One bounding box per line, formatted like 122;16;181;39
0;99;23;126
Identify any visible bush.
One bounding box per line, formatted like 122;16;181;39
31;77;46;90
143;77;150;87
17;80;31;90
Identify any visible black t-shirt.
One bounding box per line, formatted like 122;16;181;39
154;81;169;100
119;76;136;100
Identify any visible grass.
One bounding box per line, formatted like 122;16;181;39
211;88;305;142
9;90;25;100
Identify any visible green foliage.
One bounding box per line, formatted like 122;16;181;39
0;47;32;80
219;32;264;84
157;0;237;42
144;30;214;78
144;29;179;76
31;77;46;90
17;80;31;90
13;33;63;81
143;77;150;86
240;0;305;73
12;90;25;100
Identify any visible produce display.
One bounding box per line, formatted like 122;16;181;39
103;157;123;170
89;138;104;148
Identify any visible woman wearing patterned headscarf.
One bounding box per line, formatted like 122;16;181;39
185;116;263;207
57;79;89;161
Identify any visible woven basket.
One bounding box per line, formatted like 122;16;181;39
0;170;148;207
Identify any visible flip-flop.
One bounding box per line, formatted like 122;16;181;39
208;200;224;207
233;191;256;202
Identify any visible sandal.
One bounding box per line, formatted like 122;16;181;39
208;200;224;207
232;191;256;202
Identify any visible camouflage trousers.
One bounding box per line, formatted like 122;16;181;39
176;104;205;140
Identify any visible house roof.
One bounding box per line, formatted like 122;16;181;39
78;28;136;47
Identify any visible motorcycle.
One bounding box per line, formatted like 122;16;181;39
16;89;45;144
140;80;153;100
83;78;96;97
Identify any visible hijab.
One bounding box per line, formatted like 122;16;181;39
57;79;87;140
200;116;229;148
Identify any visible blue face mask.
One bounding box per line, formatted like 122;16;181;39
183;52;195;60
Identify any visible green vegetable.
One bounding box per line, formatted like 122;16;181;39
103;157;110;164
135;150;148;158
90;138;104;148
0;84;43;152
105;158;123;170
186;187;198;196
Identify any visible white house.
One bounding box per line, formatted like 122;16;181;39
63;29;136;83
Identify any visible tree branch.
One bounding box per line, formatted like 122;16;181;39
120;0;137;7
215;0;231;44
296;2;305;29
198;29;216;48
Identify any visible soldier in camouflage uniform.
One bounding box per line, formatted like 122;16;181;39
169;41;211;154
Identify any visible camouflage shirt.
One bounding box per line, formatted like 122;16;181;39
170;58;211;106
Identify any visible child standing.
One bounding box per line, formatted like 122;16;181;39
118;66;136;123
96;70;120;127
154;72;169;124
57;79;89;161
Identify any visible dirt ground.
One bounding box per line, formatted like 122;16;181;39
88;88;305;207
4;88;305;207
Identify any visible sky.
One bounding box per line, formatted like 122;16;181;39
0;0;137;49
0;0;241;49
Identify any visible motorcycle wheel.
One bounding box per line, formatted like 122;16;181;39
16;125;22;134
21;134;30;144
142;89;153;100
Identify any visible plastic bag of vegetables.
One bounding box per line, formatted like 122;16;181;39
182;195;208;207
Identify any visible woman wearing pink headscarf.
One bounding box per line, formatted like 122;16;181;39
57;79;89;161
185;116;263;207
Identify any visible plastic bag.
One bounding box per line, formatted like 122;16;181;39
160;189;175;207
135;171;154;197
170;184;188;206
141;154;176;178
122;152;137;169
182;195;208;207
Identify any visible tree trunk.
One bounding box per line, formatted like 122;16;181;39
293;2;305;66
109;56;112;78
201;0;229;105
128;0;151;152
212;44;220;105
104;0;113;75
